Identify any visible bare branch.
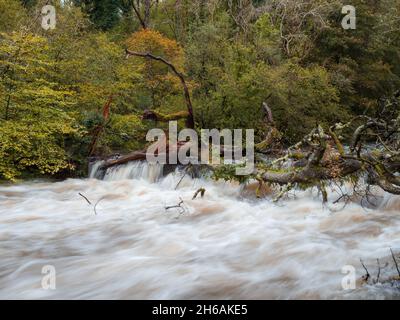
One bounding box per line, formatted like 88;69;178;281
390;248;400;277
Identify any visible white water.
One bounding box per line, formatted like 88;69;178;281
0;161;399;299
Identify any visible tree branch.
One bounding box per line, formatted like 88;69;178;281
126;49;195;128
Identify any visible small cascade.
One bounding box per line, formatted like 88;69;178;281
380;192;400;211
89;160;164;183
88;160;105;179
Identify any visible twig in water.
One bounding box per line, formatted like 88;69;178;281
390;248;400;277
376;259;381;283
175;164;196;190
79;193;108;215
360;259;370;282
78;193;92;205
175;171;187;190
273;183;293;202
165;197;187;215
192;188;206;200
165;197;184;210
94;197;106;216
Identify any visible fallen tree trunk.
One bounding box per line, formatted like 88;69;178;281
95;91;400;201
254;91;400;199
260;158;363;186
100;150;147;170
99;140;190;171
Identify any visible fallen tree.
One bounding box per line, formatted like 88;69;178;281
98;91;400;201
255;102;283;153
96;46;400;202
251;91;400;200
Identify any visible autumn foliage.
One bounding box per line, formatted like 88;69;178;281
126;29;185;91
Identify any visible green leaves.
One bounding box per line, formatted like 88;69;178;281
0;0;399;181
0;120;77;180
0;31;81;180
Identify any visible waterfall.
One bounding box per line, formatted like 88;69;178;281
88;160;105;179
380;192;400;211
89;160;164;183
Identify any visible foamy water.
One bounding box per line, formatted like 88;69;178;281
0;162;399;299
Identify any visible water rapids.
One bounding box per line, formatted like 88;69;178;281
0;161;399;299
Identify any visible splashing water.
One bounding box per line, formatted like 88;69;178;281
89;160;164;182
0;161;399;299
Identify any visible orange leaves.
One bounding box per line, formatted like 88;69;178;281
126;29;185;72
125;29;188;100
102;95;113;120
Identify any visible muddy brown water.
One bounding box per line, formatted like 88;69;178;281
0;162;399;299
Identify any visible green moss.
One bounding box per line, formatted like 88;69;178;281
212;164;255;184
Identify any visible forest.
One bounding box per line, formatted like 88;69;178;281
0;0;400;196
1;0;400;300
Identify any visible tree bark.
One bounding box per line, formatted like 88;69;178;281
128;0;152;29
100;150;148;170
88;95;113;157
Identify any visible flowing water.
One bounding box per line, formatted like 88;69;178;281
0;161;399;299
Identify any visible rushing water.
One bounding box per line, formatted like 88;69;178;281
0;161;399;299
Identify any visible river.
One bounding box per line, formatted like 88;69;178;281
0;162;399;299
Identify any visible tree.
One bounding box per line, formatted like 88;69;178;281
0;0;27;32
125;29;193;127
184;13;346;143
0;32;81;180
307;0;400;115
128;0;152;29
73;0;123;30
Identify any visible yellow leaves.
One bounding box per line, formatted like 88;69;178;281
0;31;82;180
125;29;187;108
0;0;26;32
0;120;79;180
127;29;183;58
1;32;49;57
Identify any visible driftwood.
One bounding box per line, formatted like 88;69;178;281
261;158;363;185
78;193;105;215
98;141;239;172
165;197;187;215
192;188;206;200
